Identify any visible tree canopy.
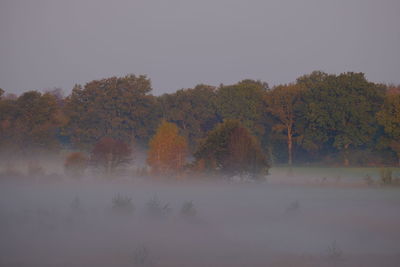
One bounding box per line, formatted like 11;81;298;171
0;71;398;167
194;120;269;179
147;121;188;176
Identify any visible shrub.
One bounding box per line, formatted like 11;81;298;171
112;194;134;214
325;241;343;266
146;195;171;218
180;200;197;218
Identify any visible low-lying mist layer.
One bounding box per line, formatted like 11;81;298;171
1;176;400;267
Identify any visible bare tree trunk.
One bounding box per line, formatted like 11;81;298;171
343;144;350;166
287;127;293;166
397;153;400;167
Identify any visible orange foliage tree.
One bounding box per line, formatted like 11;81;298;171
90;137;132;174
147;121;188;175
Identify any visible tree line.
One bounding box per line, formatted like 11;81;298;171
0;71;399;172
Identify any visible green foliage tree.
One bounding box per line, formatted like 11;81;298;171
377;92;400;165
194;120;269;179
64;75;160;149
216;80;270;140
297;71;385;165
147;121;188;176
159;84;220;149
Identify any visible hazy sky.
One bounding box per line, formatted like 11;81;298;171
1;0;399;95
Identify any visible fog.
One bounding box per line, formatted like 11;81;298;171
1;168;400;266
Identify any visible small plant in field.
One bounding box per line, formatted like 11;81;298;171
380;168;393;185
146;195;171;218
325;241;343;266
112;194;134;214
180;200;197;218
132;245;155;266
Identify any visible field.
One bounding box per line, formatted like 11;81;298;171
0;167;400;266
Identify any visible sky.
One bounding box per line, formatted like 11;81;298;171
1;0;399;95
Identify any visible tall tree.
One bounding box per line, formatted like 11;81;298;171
159;84;220;149
65;75;160;149
216;80;270;139
147;121;188;176
298;71;385;165
377;92;400;165
266;83;304;165
0;91;66;154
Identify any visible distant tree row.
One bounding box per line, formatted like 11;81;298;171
0;71;399;171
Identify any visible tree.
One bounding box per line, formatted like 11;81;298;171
90;137;133;175
147;121;188;176
266;83;304;165
297;71;384;165
64;75;161;149
377;93;400;165
159;84;220;150
194;120;269;179
216;80;270;139
0;91;67;154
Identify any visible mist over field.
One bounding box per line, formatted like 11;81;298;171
1;165;400;267
1;1;400;266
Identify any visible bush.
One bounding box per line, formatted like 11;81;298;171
325;241;343;266
180;201;197;218
112;194;134;214
146;195;171;218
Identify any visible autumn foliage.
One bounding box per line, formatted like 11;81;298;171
147;121;188;175
90;137;132;174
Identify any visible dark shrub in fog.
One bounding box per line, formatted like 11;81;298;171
146;195;171;218
112;194;135;215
